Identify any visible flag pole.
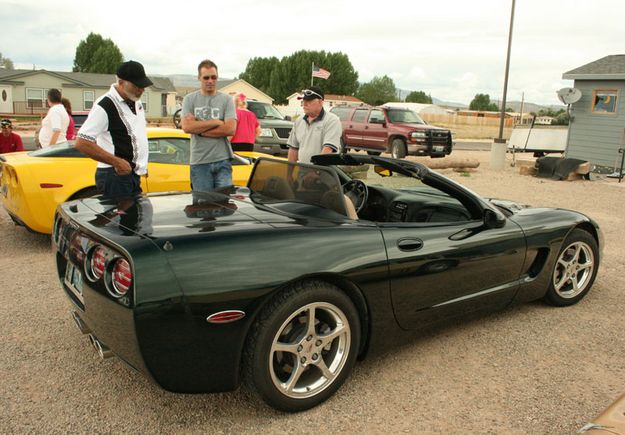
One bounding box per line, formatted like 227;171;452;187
311;62;314;87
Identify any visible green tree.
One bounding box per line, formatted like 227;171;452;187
73;33;124;74
239;50;359;104
238;56;280;94
469;93;499;111
405;90;432;104
0;52;14;70
356;75;397;106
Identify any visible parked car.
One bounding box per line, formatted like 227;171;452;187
0;128;271;234
578;392;625;433
173;100;293;156
330;105;453;159
53;153;601;412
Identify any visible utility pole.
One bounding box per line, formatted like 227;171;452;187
491;0;516;170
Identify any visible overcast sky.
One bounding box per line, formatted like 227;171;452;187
1;0;623;105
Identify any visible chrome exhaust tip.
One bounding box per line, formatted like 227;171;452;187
88;334;114;359
71;311;91;334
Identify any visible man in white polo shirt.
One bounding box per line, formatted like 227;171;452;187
75;60;153;198
287;86;341;164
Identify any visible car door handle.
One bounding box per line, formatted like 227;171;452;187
397;238;423;251
364;126;369;129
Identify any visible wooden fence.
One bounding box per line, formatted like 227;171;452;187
421;113;515;127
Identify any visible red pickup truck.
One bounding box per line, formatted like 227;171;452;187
330;105;453;158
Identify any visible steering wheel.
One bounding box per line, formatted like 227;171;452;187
342;179;369;213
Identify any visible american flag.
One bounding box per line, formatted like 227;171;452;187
312;65;331;80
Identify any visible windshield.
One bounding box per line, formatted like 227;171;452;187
247;101;285;120
28;141;83;157
387;109;425;125
248;159;347;218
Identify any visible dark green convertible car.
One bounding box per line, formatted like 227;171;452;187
53;154;602;412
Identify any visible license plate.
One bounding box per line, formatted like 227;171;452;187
433;146;444;152
64;262;83;297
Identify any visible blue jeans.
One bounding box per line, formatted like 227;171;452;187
95;167;141;199
190;160;233;192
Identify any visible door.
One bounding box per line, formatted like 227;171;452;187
343;109;368;147
144;137;191;192
0;86;13;113
363;109;387;152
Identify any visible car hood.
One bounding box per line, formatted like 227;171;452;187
487;198;531;214
71;188;305;240
393;122;447;131
257;118;293;128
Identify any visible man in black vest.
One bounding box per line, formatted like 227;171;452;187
75;60;153;198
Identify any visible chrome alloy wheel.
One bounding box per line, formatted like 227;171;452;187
553;240;595;299
269;302;351;399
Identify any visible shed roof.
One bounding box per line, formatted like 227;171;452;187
562;55;625;80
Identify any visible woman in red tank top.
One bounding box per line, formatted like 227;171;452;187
230;93;260;152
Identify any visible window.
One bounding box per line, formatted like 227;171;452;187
141;93;149;112
352;109;368;123
147;138;189;165
368;110;385;124
591;89;618;114
83;91;95;110
26;88;45;108
330;107;351;121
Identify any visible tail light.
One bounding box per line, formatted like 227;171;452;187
87;246;107;281
111;259;132;297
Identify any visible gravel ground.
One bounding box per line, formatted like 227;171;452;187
1;150;624;434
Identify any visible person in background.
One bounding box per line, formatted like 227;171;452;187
61;98;76;140
38;88;69;147
230;93;260;152
181;59;237;192
287;86;341;163
0;119;24;154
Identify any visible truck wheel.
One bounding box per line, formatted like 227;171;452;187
340;137;347;153
173;109;182;129
391;139;407;159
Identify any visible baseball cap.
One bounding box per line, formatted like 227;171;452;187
116;60;153;88
0;119;12;128
297;86;324;101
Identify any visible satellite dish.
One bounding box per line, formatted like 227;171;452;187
557;87;582;105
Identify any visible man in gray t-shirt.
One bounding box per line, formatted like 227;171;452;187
181;59;237;192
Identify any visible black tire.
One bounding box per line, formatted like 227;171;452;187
340;137;347;153
244;281;361;412
544;229;599;306
69;187;99;200
366;151;382;156
173;109;182;129
391;139;407;159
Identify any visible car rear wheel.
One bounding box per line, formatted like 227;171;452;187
544;229;598;306
69;187;99;200
391;139;407;159
244;281;360;412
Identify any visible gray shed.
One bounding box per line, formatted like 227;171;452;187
562;55;625;170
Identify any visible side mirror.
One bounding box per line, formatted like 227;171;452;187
483;209;506;229
374;165;392;177
285;115;292;121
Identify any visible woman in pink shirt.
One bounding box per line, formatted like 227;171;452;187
230;93;260;152
61;98;76;141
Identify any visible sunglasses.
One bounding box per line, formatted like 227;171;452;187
202;75;218;81
301;89;323;99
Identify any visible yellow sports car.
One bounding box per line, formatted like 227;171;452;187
1;128;270;234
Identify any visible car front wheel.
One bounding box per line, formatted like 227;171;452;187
244;281;361;412
544;229;598;306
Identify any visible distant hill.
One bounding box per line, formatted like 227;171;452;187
503;101;566;113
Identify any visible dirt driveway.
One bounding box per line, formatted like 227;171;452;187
1;150;624;433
